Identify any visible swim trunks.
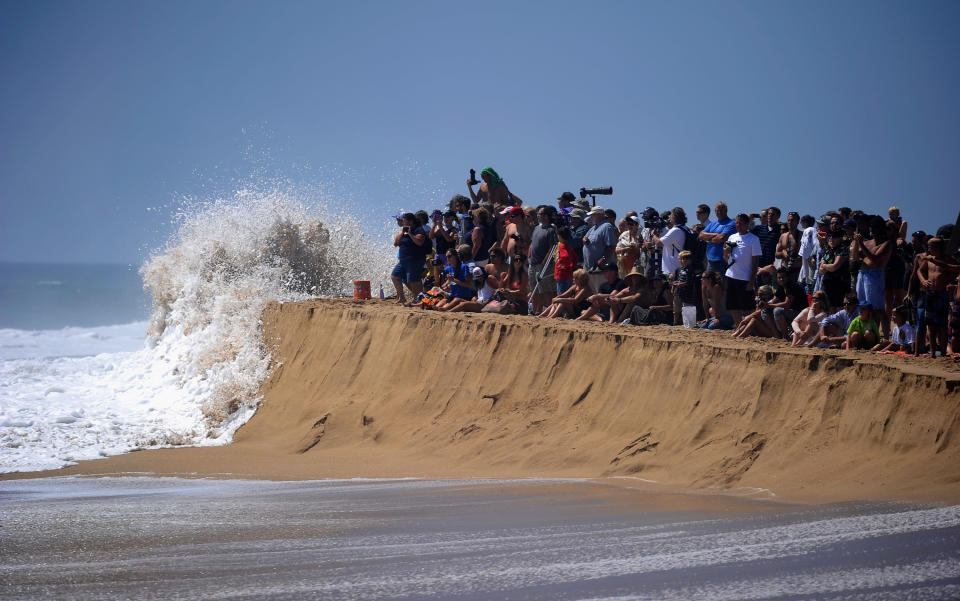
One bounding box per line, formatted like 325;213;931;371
919;290;949;327
856;269;885;311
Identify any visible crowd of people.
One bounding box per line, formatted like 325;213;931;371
388;166;960;359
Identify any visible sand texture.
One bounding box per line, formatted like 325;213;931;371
18;299;960;504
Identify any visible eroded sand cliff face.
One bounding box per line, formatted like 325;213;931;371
21;298;958;504
237;299;960;503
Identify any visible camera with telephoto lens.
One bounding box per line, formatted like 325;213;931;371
579;187;613;198
468;169;480;186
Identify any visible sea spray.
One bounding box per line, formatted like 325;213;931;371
0;185;396;472
141;185;396;432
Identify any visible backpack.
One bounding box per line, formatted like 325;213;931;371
679;224;705;270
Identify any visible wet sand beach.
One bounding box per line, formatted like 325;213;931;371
3;477;959;601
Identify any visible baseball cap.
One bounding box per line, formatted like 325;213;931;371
472;266;485;280
557;191;576;204
587;206;604;216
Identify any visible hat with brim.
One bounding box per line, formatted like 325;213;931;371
858;301;873;309
624;266;645;282
572;199;591;211
587;206;605;216
570;208;586;220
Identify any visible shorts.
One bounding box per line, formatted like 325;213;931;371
725;277;752;312
707;260;728;275
529;262;557;296
885;255;906;291
919;290;950;327
392;258;425;283
556;280;573;296
856;269;885;311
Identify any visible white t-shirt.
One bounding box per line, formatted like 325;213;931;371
724;232;762;282
892;323;915;347
660;226;686;276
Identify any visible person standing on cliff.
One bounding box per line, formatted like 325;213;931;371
528;206;559;314
851;215;893;338
724;213;762;324
390;213;428;304
700;201;736;275
467;167;522;207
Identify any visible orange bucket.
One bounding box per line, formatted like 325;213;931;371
353;280;371;300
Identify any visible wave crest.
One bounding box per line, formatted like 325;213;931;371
140;186;394;434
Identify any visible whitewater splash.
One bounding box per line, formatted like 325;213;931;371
0;186;396;473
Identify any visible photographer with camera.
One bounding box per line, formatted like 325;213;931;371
653;207;693;325
467;166;522;208
724;213;763;324
500;206;531;260
390;212;429;305
732;285;779;338
639;207;666;281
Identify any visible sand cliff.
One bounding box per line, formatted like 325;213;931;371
25;299;960;504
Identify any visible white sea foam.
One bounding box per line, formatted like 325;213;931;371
0;186;396;473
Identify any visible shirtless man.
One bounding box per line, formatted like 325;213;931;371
776;211;802;274
467;167;522;207
915;238;960;357
500;206;531;259
851;215;893;338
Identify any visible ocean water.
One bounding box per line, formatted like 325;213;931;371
2;477;958;600
0;188;396;474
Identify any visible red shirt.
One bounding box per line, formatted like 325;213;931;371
555;242;576;281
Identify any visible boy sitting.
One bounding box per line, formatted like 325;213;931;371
844;301;880;350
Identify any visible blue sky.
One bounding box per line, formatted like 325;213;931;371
1;0;958;263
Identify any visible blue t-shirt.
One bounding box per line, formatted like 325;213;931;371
444;264;472;299
583;222;618;269
703;218;736;263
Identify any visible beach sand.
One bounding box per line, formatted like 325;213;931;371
8;299;960;506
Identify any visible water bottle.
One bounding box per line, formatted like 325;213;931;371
379;284;384;300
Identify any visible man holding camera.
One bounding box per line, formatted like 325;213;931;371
391;212;429;304
467;167;522;207
724;213;762;324
500;206;531;260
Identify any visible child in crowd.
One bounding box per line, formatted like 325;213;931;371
844;301;880;350
539;269;594;319
554;227;576;296
872;306;915;352
671;250;698;327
